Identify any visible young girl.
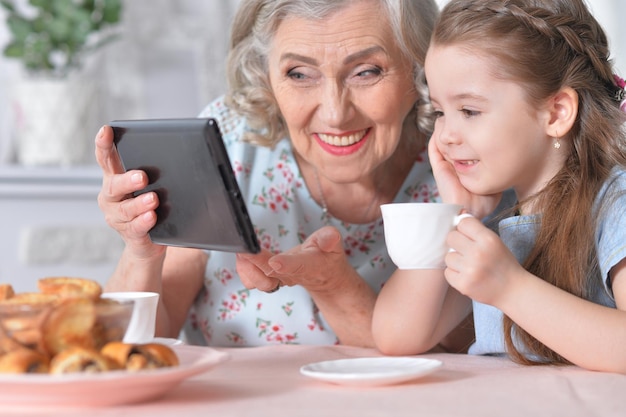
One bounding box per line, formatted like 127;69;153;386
372;0;626;373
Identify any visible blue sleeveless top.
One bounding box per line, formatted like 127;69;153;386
469;168;626;357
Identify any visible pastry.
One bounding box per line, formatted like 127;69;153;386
91;298;134;349
0;324;23;355
0;348;49;374
37;277;102;300
0;292;59;306
101;341;179;371
49;346;119;374
42;297;97;356
0;284;14;301
0;293;56;355
0;277;134;374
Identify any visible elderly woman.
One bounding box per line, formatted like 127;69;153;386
95;0;452;348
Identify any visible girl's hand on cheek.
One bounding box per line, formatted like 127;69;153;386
443;216;524;307
428;137;465;203
428;139;503;219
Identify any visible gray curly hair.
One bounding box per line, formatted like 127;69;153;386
224;0;439;147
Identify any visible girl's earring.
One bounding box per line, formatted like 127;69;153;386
553;133;561;150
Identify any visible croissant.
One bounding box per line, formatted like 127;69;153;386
0;324;28;356
42;297;97;356
0;284;15;301
101;341;179;371
0;291;59;306
0;293;57;355
0;348;49;374
38;277;102;300
49;346;120;374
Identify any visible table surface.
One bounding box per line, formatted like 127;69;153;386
2;344;625;417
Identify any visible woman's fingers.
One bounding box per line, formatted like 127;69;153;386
265;227;348;291
95;125;124;174
270;226;343;275
99;169;148;203
236;227;348;293
236;252;282;292
94;124;159;241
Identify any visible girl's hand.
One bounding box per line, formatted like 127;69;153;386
428;138;502;219
443;216;525;307
95;126;165;259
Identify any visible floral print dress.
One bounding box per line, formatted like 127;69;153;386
182;97;440;346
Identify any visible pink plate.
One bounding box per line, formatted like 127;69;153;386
0;344;229;407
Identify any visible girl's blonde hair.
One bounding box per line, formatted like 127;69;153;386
433;0;626;365
224;0;439;147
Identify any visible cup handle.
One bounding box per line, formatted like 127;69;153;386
453;213;473;226
448;213;474;254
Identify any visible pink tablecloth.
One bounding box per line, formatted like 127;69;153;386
2;344;625;417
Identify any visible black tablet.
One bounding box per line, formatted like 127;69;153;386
110;118;260;253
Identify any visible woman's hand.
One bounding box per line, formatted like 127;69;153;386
443;216;525;307
237;226;377;346
235;250;282;292
95;126;165;260
236;226;352;292
428;138;502;219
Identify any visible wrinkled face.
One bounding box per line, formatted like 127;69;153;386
425;44;560;201
267;1;418;182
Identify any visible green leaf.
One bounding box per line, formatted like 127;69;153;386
82;0;96;11
70;20;91;46
28;0;52;13
0;0;16;13
6;15;32;41
31;16;46;33
102;0;122;24
45;18;72;43
70;8;93;27
3;41;24;58
23;35;53;70
54;0;83;21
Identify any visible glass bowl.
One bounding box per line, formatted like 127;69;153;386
0;296;134;357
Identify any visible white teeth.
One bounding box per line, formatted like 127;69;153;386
318;130;366;146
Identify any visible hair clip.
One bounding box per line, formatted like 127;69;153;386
613;74;626;112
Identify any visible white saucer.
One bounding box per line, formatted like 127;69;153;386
151;337;184;346
300;356;442;387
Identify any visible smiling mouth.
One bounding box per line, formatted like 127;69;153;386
456;160;478;166
317;129;368;147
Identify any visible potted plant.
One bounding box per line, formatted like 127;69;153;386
0;0;123;166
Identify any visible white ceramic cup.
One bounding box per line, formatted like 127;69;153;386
381;203;472;269
101;291;159;343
